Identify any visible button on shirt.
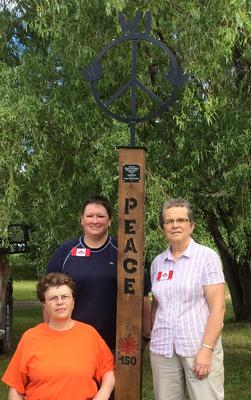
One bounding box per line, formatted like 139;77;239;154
150;239;225;358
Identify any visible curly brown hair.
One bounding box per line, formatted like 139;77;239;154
36;272;76;303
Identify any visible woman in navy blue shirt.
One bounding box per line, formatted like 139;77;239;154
47;195;151;351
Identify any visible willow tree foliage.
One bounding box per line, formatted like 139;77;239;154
0;0;250;320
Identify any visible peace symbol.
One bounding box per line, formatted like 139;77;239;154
83;12;185;131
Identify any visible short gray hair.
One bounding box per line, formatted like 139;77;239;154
159;198;194;228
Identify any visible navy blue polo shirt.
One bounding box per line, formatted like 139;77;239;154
47;235;151;350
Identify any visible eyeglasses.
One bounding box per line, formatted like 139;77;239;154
163;218;189;225
46;295;73;303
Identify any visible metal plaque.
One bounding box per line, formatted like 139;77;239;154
122;164;140;182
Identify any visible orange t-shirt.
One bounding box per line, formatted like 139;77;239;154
2;321;114;400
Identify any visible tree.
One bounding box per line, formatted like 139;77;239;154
0;0;250;320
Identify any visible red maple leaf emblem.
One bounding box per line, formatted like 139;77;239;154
118;334;139;354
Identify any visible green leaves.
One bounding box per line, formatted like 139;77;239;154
0;1;250;291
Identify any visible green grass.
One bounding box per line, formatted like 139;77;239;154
0;307;42;399
0;281;41;398
1;283;251;399
222;316;251;399
13;280;37;301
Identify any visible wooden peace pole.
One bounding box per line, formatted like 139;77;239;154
115;146;146;400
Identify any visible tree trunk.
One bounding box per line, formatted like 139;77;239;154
207;213;251;322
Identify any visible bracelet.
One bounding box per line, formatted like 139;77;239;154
201;343;215;351
142;335;151;343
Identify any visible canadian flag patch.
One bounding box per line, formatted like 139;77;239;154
157;270;173;281
71;247;91;257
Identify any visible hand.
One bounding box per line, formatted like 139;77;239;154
193;347;212;380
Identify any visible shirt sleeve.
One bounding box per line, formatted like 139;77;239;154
47;245;65;273
150;256;158;285
202;249;225;286
2;337;27;394
94;331;114;383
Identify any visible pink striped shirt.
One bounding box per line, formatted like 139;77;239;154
150;238;225;357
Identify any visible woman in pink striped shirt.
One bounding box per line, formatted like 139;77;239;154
150;198;225;400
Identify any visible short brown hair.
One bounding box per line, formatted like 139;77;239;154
37;272;76;302
81;195;112;219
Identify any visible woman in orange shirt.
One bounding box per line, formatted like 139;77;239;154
2;272;115;400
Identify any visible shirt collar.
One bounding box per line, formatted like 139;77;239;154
164;238;195;262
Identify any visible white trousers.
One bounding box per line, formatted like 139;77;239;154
150;346;224;400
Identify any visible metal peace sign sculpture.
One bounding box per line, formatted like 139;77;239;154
83;11;185;146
